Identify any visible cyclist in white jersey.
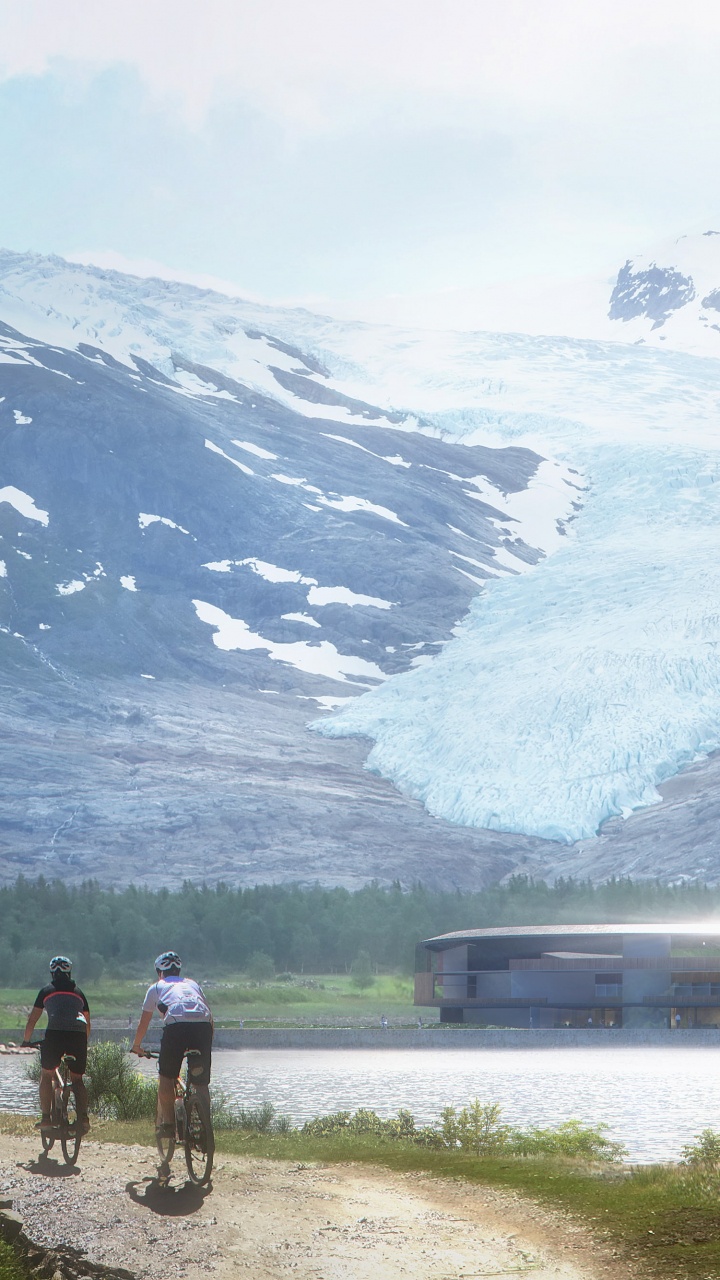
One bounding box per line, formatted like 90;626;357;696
130;952;213;1137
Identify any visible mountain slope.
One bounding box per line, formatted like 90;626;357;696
3;248;720;886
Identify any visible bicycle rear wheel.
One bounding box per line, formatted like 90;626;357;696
156;1126;176;1170
60;1089;82;1165
184;1094;214;1185
41;1090;61;1153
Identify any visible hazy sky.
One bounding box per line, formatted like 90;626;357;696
1;1;720;321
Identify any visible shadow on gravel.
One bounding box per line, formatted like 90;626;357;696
126;1178;211;1216
23;1153;82;1178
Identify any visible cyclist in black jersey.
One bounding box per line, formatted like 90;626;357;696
22;956;91;1134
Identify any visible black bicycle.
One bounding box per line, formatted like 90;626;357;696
30;1046;83;1165
141;1049;214;1186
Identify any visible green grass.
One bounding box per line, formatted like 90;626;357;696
0;1241;26;1280
0;974;419;1029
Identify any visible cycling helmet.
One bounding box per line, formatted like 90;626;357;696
155;951;181;972
50;955;72;974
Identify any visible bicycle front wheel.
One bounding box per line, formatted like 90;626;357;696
184;1094;214;1185
60;1089;81;1165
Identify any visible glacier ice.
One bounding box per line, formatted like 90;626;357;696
314;334;720;845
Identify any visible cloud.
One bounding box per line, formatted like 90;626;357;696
3;0;720;131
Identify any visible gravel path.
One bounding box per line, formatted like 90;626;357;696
0;1132;630;1280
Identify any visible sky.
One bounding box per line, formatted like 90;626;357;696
1;0;720;326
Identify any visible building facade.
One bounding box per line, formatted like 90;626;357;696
414;923;720;1028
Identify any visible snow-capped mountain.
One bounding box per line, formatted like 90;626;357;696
2;245;720;886
355;227;720;358
606;228;720;355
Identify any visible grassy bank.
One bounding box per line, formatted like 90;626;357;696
0;1241;26;1280
0;973;419;1030
2;1109;718;1279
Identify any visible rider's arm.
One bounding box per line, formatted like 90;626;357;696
22;1006;42;1044
130;1008;153;1053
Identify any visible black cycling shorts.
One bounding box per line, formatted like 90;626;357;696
40;1028;88;1075
158;1022;212;1085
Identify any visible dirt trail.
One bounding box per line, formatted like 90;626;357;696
0;1133;629;1280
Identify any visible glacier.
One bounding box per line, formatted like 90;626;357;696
313;332;720;845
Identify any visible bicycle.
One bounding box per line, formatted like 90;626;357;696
140;1049;214;1187
29;1044;83;1165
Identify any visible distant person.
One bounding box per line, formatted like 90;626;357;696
587;1016;593;1027
21;956;91;1134
380;1015;388;1030
130;951;213;1138
675;1012;682;1029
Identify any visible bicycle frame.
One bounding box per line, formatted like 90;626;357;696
141;1047;214;1187
34;1049;83;1165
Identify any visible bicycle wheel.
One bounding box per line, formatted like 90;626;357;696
60;1088;81;1165
156;1125;176;1170
40;1101;57;1154
184;1093;214;1185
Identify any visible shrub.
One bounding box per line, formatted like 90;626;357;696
84;1041;156;1120
211;1093;291;1134
301;1100;624;1163
440;1101;513;1155
681;1128;720;1166
507;1118;626;1162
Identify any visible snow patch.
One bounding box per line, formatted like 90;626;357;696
56;580;86;596
317;494;407;525
0;486;49;526
231;439;277;460
138;513;190;535
120;575;137;591
192;599;386;685
12;410;32;425
204;439;254;475
282;612;321;628
307;585;394;609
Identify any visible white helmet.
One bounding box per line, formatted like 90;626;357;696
154;951;181;972
50;955;72;974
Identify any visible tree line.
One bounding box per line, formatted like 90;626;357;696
2;873;720;987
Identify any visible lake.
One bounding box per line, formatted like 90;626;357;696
3;1045;719;1163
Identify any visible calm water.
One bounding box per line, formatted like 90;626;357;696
3;1046;720;1163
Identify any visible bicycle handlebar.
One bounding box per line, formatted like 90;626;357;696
135;1048;201;1059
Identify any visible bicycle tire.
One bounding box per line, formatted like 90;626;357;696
60;1089;81;1165
184;1093;214;1185
156;1127;176;1168
41;1090;61;1153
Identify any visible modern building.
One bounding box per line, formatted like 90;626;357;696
414;923;720;1028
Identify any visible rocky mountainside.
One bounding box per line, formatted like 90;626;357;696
3;248;720;888
0;271;577;888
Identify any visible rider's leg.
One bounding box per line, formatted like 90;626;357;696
70;1072;89;1129
39;1068;54;1116
157;1074;176;1127
193;1082;211;1110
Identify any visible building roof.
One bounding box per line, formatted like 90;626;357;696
423;922;720;948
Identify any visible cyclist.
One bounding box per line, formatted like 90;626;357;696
21;956;91;1134
130;952;213;1138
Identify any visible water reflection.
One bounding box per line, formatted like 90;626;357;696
3;1045;719;1163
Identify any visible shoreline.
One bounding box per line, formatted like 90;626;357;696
5;1026;720;1049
